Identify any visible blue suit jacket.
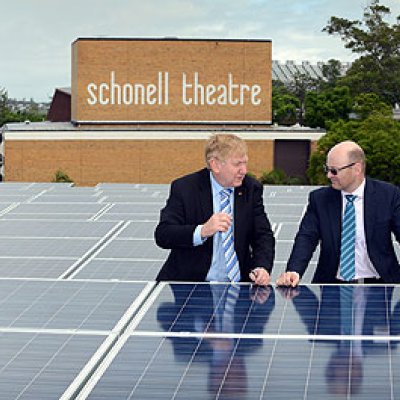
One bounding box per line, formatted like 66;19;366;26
287;178;400;283
155;168;275;282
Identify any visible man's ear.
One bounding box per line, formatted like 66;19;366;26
209;158;220;174
355;162;363;175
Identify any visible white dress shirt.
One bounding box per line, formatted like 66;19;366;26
338;179;380;280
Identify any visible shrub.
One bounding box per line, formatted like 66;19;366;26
307;114;400;186
52;169;73;183
259;169;306;185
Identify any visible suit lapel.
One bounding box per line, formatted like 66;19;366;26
363;178;376;246
328;188;342;256
233;183;246;247
198;168;213;220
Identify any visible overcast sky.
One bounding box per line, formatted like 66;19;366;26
1;0;399;102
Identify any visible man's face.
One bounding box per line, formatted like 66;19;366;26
211;153;248;188
326;150;360;192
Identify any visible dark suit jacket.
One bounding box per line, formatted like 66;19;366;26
155;168;275;281
287;177;400;283
292;286;393;337
291;285;398;353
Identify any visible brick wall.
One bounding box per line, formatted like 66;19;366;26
5;139;274;186
72;38;272;124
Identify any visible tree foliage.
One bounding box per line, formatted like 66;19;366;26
259;168;305;185
307;113;400;185
304;85;353;128
0;88;46;127
272;81;300;125
52;169;73;183
352;92;392;119
319;59;344;89
323;0;400;105
285;72;319;125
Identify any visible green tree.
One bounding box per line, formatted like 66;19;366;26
0;88;17;126
352;92;392;119
0;87;46;127
286;72;319;125
259;168;305;185
272;81;300;125
307;113;400;185
320;59;344;89
304;85;353;128
323;0;400;105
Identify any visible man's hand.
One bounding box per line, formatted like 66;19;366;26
249;267;270;286
201;212;232;238
250;285;271;304
276;286;300;300
276;271;300;287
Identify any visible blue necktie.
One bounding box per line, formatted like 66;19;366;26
222;284;240;332
220;189;241;282
340;195;357;281
340;285;354;335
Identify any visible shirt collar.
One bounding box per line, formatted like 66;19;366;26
209;171;233;193
341;178;365;199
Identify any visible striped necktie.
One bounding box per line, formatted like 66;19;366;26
340;194;357;281
340;285;354;335
220;189;241;282
222;284;240;332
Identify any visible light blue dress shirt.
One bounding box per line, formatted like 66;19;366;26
192;172;234;282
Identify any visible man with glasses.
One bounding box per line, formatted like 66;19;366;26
277;140;400;286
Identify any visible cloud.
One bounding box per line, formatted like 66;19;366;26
1;0;399;101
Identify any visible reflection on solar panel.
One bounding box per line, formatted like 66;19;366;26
0;182;398;399
76;283;400;399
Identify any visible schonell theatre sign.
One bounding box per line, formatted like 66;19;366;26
71;38;272;124
87;71;262;107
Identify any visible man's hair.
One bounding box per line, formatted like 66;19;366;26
205;134;247;168
348;146;366;173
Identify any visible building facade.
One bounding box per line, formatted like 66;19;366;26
2;38;325;185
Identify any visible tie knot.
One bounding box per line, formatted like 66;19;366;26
220;188;232;199
345;194;356;203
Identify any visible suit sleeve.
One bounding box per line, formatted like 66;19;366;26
392;185;400;244
287;192;321;277
154;179;198;249
250;181;275;271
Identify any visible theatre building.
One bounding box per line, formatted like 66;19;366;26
1;38;324;185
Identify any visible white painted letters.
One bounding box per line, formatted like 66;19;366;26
87;71;262;107
181;72;261;106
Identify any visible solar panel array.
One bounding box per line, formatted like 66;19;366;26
0;181;398;399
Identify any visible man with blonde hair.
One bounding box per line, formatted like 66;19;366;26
277;140;400;286
155;133;275;284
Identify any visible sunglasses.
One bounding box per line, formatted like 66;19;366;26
323;162;355;176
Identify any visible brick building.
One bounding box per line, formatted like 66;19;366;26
1;38;325;185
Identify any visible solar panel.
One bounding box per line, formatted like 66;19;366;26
0;277;154;400
0;182;399;399
73;283;400;399
0;220;118;237
116;221;158;239
0;238;100;258
29;194;101;203
95;239;168;260
0;332;106;400
0;258;74;279
0;279;152;330
73;259;163;281
79;335;400;400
